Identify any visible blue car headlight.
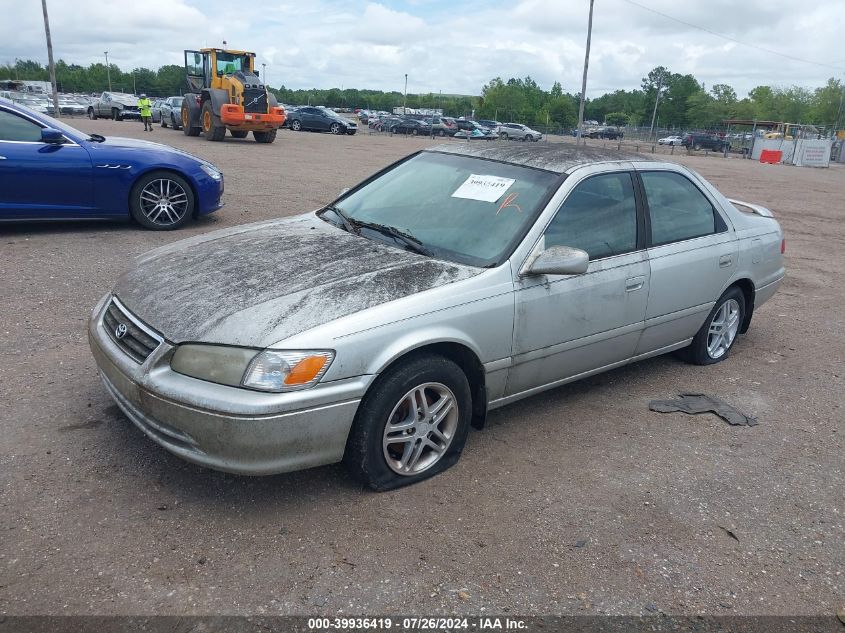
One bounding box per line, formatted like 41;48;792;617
200;164;222;181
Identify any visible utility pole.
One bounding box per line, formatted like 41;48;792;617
262;62;266;85
41;0;59;117
403;73;408;114
649;75;663;141
104;51;112;91
576;0;595;146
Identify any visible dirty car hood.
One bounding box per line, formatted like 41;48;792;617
114;214;481;347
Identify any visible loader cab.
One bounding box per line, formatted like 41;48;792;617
184;48;257;92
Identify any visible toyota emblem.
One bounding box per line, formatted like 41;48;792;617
115;323;128;339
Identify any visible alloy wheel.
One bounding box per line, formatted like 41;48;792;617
707;299;741;359
138;178;189;227
382;382;459;476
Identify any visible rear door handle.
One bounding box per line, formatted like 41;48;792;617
719;255;733;268
625;276;645;292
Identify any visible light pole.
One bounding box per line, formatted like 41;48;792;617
262;62;266;86
648;75;664;141
104;51;112;92
403;73;408;114
41;0;59;117
576;0;595;145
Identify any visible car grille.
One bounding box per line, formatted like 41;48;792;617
102;298;162;363
242;88;267;114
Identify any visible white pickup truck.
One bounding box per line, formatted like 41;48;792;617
86;92;140;121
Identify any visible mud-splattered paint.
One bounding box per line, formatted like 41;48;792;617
114;213;481;347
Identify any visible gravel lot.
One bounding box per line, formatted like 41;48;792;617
1;119;842;617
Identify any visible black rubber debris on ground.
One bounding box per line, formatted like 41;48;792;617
649;393;758;426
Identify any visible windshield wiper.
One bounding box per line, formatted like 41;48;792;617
87;133;106;143
319;205;358;234
353;221;433;257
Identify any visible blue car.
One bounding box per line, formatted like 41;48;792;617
0;98;224;230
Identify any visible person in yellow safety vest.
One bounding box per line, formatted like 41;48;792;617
138;94;153;132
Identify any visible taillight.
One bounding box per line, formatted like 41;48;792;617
780;239;786;254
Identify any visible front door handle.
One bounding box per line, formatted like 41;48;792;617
0;156;6;160
719;255;733;268
625;276;645;292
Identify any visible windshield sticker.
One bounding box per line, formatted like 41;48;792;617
451;174;516;203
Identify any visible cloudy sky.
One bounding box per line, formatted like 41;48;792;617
2;0;843;97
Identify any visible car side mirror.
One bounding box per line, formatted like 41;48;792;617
525;246;589;276
41;128;65;144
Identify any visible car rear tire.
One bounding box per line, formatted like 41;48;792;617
680;286;745;365
230;130;249;138
343;354;472;491
291;119;302;131
253;129;277;143
201;101;226;141
129;170;195;231
87;108;97;120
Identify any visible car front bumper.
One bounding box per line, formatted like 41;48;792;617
88;295;366;475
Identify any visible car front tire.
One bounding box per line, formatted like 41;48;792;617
129;170;195;231
87;108;97;120
344;354;472;491
681;286;746;365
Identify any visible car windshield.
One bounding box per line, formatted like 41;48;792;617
322;151;560;267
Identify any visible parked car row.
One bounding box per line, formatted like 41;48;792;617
1;91;91;116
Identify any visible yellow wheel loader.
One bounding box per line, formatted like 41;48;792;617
181;48;285;143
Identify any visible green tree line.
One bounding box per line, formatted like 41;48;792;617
3;58;842;130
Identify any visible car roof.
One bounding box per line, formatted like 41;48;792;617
425;143;653;174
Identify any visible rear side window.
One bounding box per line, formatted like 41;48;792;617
544;172;638;260
0;109;42;142
641;171;717;245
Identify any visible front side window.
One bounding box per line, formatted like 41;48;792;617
544;172;638;260
323;152;560;267
641;171;717;245
0;109;43;142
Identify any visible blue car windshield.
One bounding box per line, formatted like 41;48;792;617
325;151;560;267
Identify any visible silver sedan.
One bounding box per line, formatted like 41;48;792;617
89;144;785;490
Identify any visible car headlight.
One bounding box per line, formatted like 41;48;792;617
200;164;222;181
171;345;334;392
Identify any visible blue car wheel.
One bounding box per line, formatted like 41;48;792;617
130;171;195;231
